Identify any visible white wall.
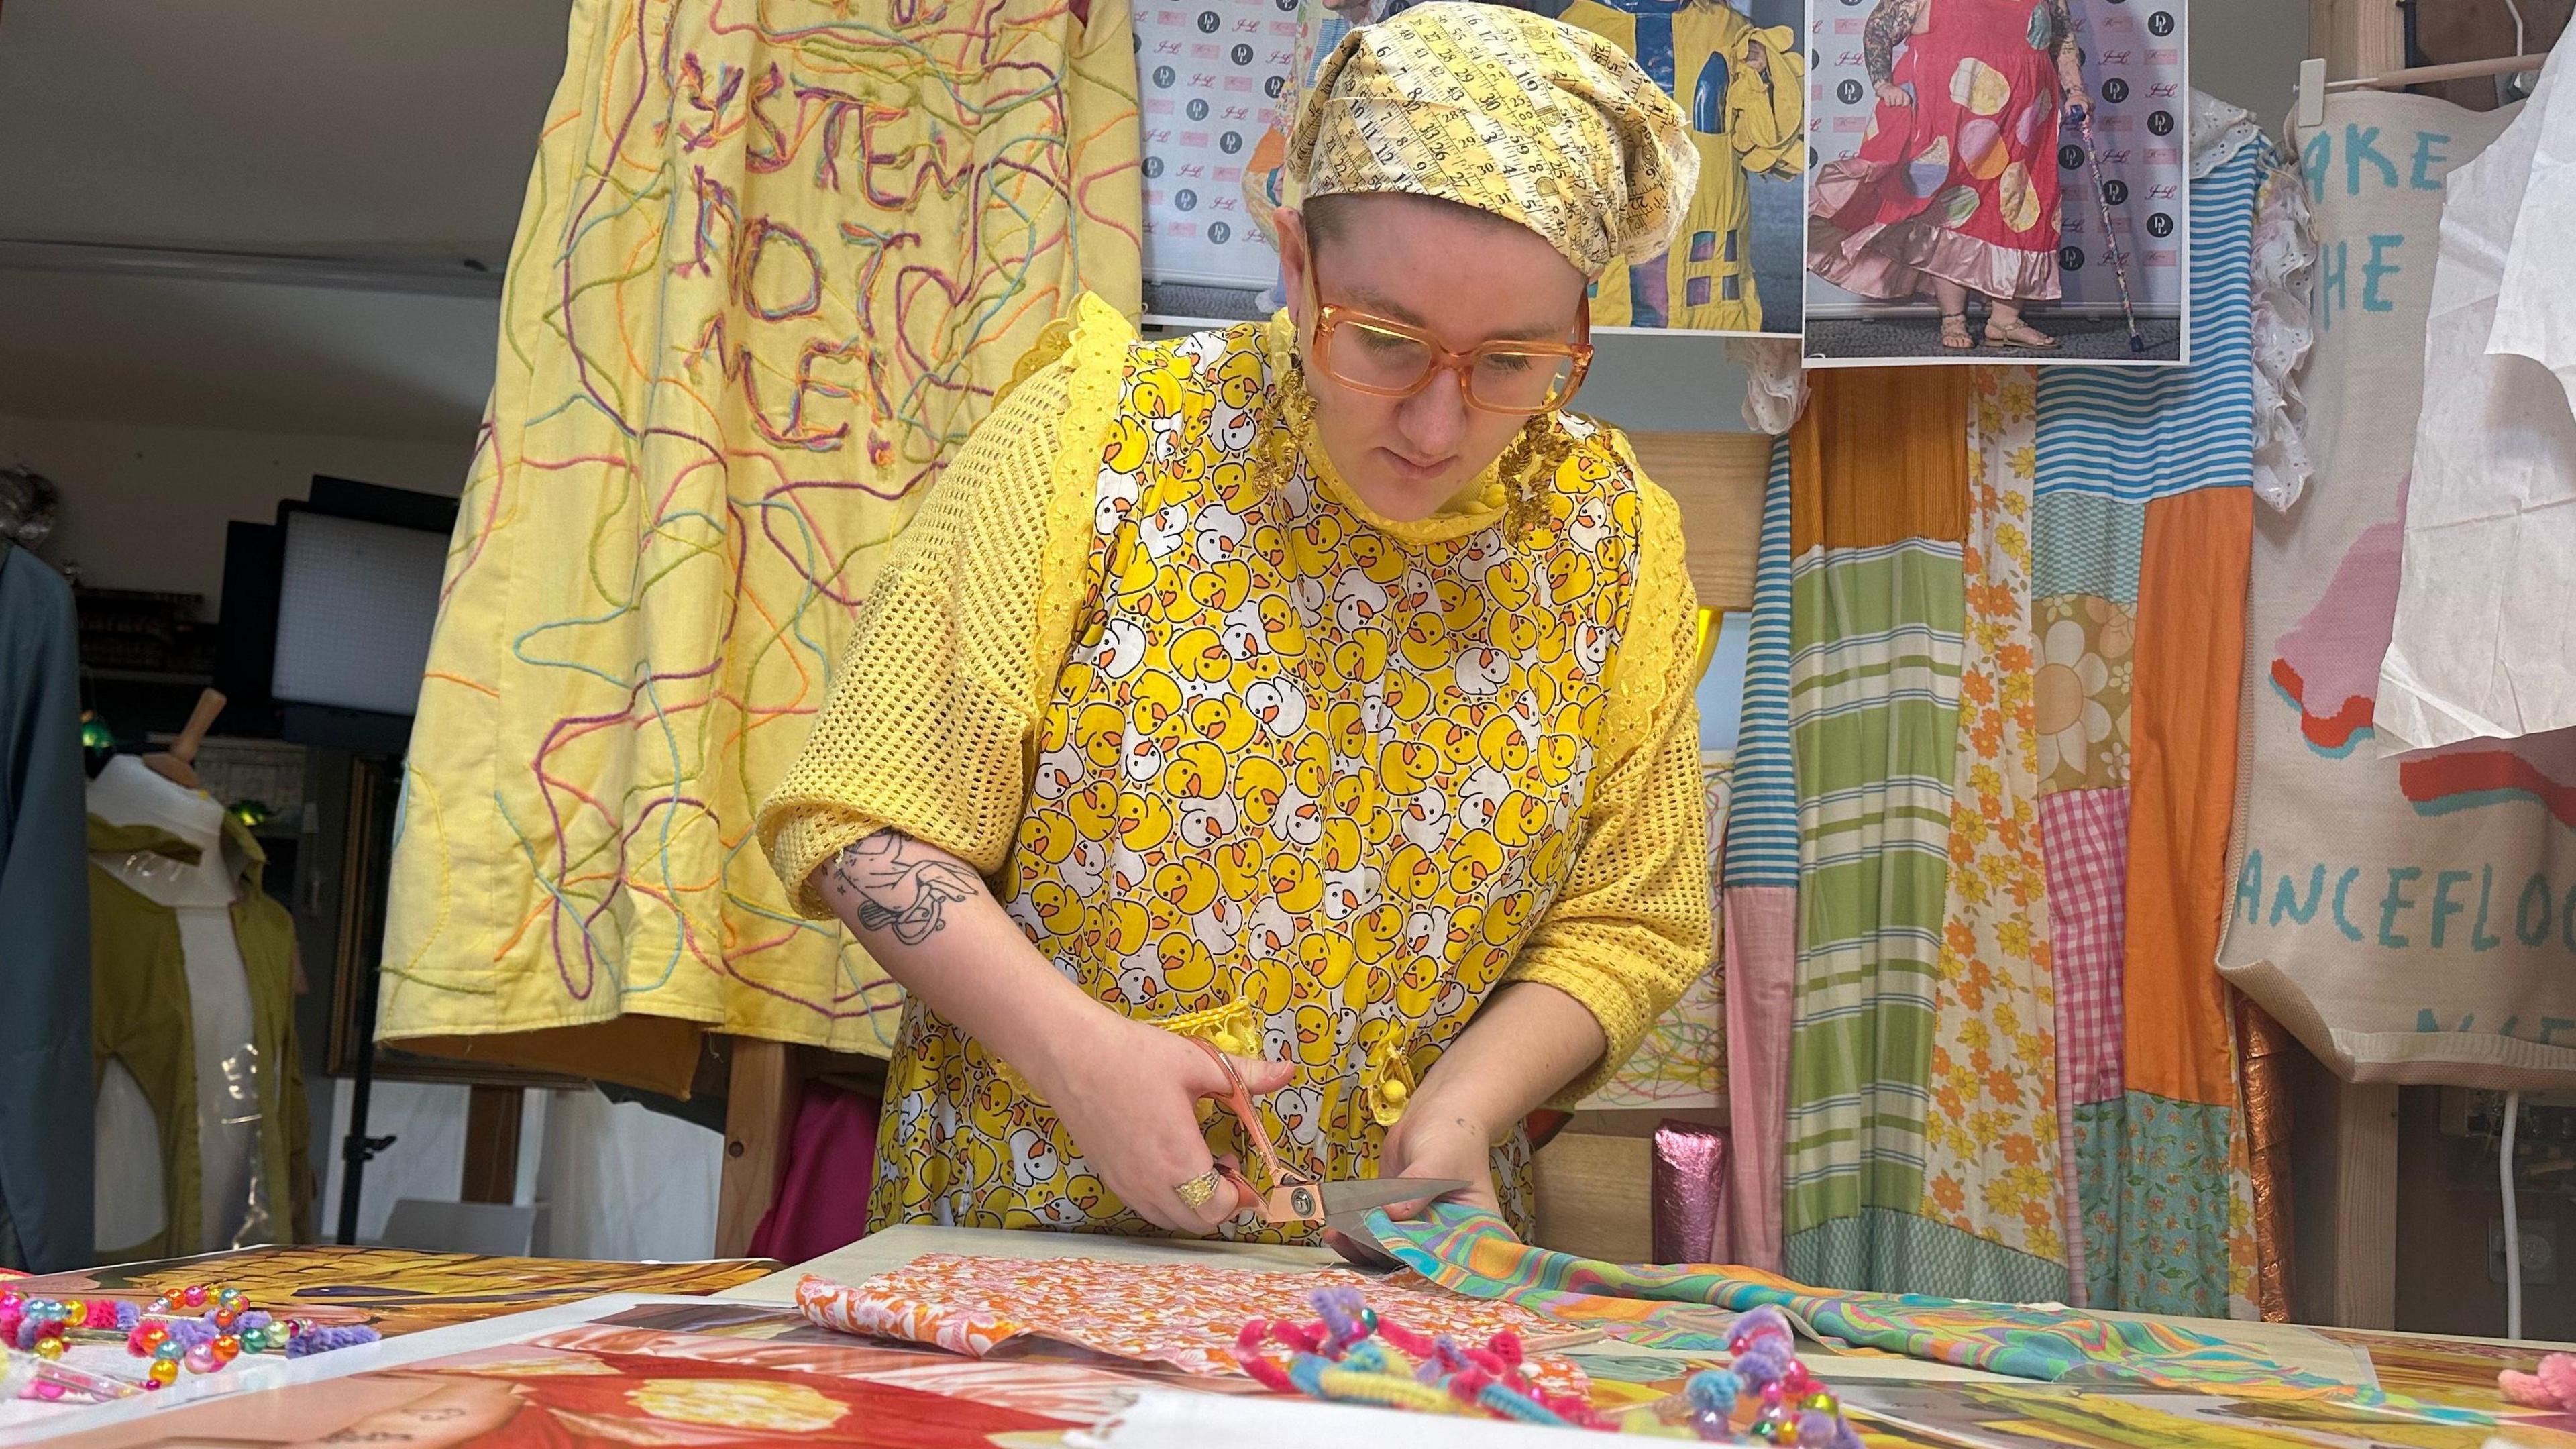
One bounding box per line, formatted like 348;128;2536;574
0;413;472;616
2195;0;2312;133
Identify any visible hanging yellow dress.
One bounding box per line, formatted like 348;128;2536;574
758;295;1711;1236
377;0;1144;1092
1566;0;1803;332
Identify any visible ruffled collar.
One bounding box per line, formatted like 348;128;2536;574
1260;311;1523;545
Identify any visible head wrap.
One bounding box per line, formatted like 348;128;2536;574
1283;1;1698;279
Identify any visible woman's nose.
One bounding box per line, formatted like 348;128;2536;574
1396;369;1470;457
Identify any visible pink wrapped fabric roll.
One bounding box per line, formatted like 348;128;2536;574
1652;1120;1729;1265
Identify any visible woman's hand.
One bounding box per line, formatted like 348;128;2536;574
1875;80;1913;110
1031;1013;1295;1235
1375;1102;1501;1220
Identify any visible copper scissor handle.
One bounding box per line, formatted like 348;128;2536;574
1188;1036;1324;1226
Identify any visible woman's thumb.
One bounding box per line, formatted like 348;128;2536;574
1237;1055;1297;1094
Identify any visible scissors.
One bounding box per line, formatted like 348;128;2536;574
1188;1036;1466;1263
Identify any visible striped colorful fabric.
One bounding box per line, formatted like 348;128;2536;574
1368;1204;2496;1425
2033;142;2270;502
2032;492;2145;604
1781;527;1964;1291
1723;437;1798;890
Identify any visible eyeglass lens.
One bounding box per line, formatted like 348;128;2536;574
1323;320;1573;413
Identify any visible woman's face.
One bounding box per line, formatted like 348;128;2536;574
1275;195;1588;523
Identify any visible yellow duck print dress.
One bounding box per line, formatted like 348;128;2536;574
759;294;1711;1240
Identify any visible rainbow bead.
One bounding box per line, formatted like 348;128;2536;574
180;1285;208;1309
154;1338;184;1362
32;1336;64;1362
184;1345;219;1375
217;1287;245;1309
211;1307;239;1330
213;1335;241;1363
147;1358;178;1386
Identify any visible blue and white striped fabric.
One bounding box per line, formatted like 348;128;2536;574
1723;435;1798;888
2035;140;2272;500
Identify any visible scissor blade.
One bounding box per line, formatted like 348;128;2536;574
1317;1177;1468;1218
1316;1178;1466;1267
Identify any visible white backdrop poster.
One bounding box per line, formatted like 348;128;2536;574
1134;0;1297;289
1802;0;2186;364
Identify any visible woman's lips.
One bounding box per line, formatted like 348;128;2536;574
1377;448;1455;482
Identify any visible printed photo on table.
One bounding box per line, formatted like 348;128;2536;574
1148;0;1807;337
1801;0;2187;366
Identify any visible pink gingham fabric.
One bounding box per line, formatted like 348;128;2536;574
2039;788;2129;1107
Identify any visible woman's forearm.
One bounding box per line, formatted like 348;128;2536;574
1408;982;1607;1142
1862;0;1925;85
816;830;1114;1089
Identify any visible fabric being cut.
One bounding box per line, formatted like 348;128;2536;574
792;1258;1589;1398
1366;1204;2496;1425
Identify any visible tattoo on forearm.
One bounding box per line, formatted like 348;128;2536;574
827;833;982;946
2048;0;2080;70
1863;0;1923;85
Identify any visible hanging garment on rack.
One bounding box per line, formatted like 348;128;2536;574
89;757;311;1259
2378;38;2576;751
2220;91;2576;1091
1780;368;1996;1297
378;0;1145;1091
1720;437;1794;1273
0;542;91;1272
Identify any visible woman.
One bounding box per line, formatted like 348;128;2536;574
757;1;1712;1244
1808;0;2090;350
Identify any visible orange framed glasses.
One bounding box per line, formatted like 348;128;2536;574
1304;260;1593;415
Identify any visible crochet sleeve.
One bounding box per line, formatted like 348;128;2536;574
758;295;1130;919
1502;469;1713;1106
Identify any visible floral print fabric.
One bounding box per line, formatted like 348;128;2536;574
2033;595;2135;792
794;1258;1588;1397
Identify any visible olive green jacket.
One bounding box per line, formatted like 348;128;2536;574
90;814;312;1256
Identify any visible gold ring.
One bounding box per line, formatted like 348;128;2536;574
1175;1170;1222;1211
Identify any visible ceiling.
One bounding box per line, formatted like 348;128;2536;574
0;0;572;440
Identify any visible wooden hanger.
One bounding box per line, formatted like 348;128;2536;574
142;688;227;791
2297;47;2548;129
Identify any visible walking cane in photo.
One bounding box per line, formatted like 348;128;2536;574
2075;105;2147;354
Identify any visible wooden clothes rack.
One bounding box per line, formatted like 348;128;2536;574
2300;0;2554;127
712;429;1777;1260
2290;0;2557;1336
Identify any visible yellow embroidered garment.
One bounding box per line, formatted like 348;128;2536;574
1561;1;1803;332
1287;2;1697;279
757;294;1709;1236
376;0;1143;1091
